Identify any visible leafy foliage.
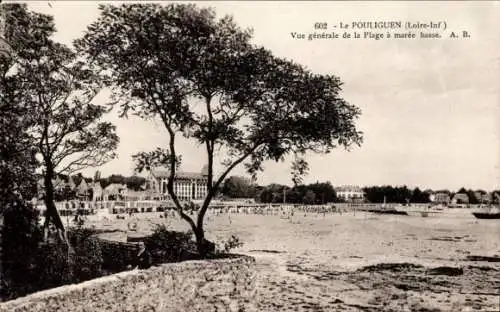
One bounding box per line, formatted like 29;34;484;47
1;206;43;301
221;175;257;199
132;148;182;175
217;235;244;254
97;174;147;190
257;182;338;204
1;3;42;302
76;3;362;256
363;186;414;204
144;224;198;263
2;227;103;300
3;4;119;239
67;228;103;281
291;156;310;186
32;228;102;291
410;187;430;203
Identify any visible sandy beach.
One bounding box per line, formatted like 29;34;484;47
87;209;500;311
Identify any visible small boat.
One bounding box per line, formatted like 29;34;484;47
472;203;500;219
472;212;500;219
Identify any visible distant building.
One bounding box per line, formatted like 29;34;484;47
92;182;104;201
147;166;209;201
492;192;500;204
36;175;69;199
451;193;469;205
335;185;364;202
474;191;491;204
75;179;91;199
68;175;76;190
430;192;451;205
103;183;127;201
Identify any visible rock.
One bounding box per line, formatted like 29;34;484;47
465;255;500;262
359;262;424;273
427;266;464;276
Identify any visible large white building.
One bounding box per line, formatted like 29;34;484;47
335;185;365;202
147;166;209;201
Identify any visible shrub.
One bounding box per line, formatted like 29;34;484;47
99;240;137;273
32;228;103;292
68;228;103;282
1;204;44;301
219;235;244;253
34;239;74;291
144;224;197;264
211;235;244;258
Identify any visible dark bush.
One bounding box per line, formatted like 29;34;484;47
34;239;74;291
144;224;197;264
68;227;98;245
68;228;103;282
219;235;244;254
99;240;138;273
1;204;44;300
33;228;103;290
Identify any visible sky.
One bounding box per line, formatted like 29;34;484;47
20;1;500;191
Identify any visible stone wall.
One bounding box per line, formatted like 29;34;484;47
0;255;256;312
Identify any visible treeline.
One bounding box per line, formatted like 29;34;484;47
256;182;337;204
220;177;500;205
220;177;338;204
449;187;499;205
97;174;147;191
362;186;430;204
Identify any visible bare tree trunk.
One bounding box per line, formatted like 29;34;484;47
43;161;70;252
193;225;213;258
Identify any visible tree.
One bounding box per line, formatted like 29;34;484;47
466;189;479;205
308;182;336;204
363;185;414;204
221;176;256;198
303;190;316;205
291;156;309;186
411;187;430;203
5;5;118;246
1;4;42;299
125;175;147;191
76;3;362;256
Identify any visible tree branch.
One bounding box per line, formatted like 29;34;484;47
145;80;198;232
205;95;214;193
197;142;263;229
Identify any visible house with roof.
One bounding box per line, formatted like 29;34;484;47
493;192;500;204
147;165;209;201
36;175;70;199
430;192;451;205
75;179;91;199
68;175;77;190
103;183;127;201
451;193;469;205
473;191;491;204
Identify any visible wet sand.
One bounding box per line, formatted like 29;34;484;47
88;209;500;311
